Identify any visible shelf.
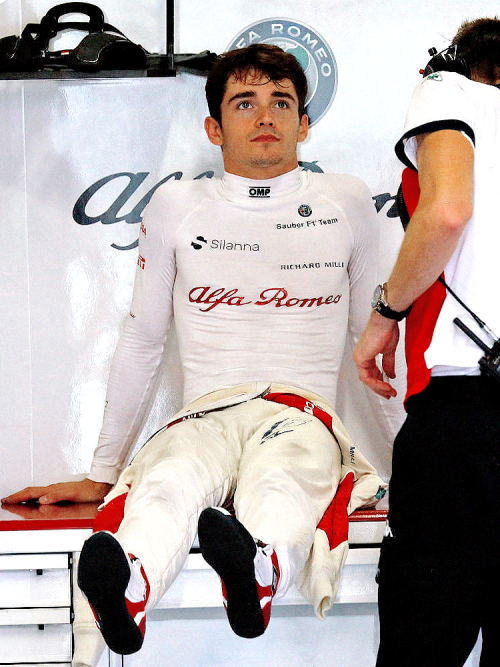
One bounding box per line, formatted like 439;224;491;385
0;68;176;80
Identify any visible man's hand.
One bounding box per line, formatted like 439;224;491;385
353;311;400;399
3;500;100;521
1;478;112;505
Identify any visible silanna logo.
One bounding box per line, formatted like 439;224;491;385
191;236;260;252
227;18;338;127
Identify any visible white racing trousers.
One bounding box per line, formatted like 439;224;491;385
73;383;385;666
104;389;340;607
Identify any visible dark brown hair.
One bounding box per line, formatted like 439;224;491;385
453;17;500;81
205;43;308;125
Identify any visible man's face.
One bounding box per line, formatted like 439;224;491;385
205;71;308;179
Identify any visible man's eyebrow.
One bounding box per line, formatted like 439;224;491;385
271;91;297;102
225;90;297;105
226;91;257;105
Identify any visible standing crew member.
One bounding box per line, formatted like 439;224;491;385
354;18;500;667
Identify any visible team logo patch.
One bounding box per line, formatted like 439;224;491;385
227;18;338;126
298;204;312;217
426;72;443;81
249;186;271;198
191;236;208;250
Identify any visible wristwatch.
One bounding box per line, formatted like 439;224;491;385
371;283;412;321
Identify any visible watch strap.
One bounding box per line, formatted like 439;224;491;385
373;283;412;321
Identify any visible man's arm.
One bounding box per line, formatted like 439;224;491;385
353;130;474;397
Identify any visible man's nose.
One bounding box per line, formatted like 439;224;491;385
256;106;273;126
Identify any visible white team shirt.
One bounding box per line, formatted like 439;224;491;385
396;72;500;376
90;168;380;483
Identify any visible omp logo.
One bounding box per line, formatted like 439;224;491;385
249;187;271;198
227;18;338;126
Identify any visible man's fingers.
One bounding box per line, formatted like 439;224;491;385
1;487;48;504
37;482;95;504
357;365;397;399
38;491;63;505
2;480;111;506
382;351;396;379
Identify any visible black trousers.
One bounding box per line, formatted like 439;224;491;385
376;375;500;667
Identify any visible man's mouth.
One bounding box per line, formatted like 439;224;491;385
251;134;280;143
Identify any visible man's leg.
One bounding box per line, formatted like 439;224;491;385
376;539;482;666
377;376;500;666
235;404;342;588
78;413;241;654
477;561;500;667
199;401;341;636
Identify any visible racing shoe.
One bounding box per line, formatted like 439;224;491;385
77;531;149;655
198;507;280;638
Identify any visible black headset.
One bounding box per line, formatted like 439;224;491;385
421;45;470;78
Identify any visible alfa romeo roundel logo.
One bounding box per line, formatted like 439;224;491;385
227;18;338;127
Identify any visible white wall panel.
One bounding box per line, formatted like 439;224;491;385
16;75;215;490
0;0;21;34
0;79;32;492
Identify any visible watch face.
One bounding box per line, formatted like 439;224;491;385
371;284;382;308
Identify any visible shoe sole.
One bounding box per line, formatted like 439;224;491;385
198;508;265;638
77;532;144;655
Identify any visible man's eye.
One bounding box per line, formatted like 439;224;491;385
238;101;252;109
276;100;289;109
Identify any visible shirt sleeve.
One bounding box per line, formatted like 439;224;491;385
395;72;476;171
345;177;407;444
344;176;378;343
89;187;177;484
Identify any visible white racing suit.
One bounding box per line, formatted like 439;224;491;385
73;382;386;666
73;168;399;665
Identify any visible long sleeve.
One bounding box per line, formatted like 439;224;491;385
345;178;406;443
89;189;177;484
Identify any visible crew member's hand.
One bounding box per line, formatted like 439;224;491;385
1;478;113;505
353;311;400;399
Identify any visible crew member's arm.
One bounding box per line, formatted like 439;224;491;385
353;129;474;397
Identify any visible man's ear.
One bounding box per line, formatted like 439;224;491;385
298;114;309;143
205;116;223;146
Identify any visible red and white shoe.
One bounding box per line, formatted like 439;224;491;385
198;507;280;638
78;531;150;655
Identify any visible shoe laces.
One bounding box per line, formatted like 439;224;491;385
254;541;279;595
125;556;148;603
